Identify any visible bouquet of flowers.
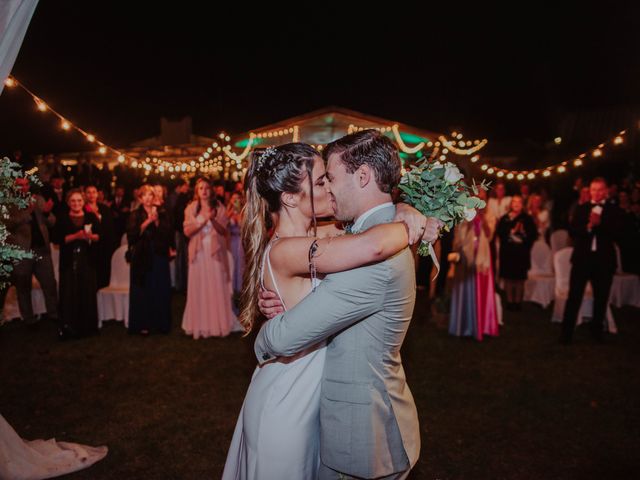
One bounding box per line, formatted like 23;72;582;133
399;159;489;271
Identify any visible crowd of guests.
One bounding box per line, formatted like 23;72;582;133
4;157;640;346
2;168;246;340
439;176;640;342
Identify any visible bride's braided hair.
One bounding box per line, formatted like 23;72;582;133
240;143;319;334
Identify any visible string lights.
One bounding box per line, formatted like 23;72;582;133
4;76;138;166
473;130;628;181
9;75;627;183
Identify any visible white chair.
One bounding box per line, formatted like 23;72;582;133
609;244;640;308
524;239;555;307
97;245;130;328
551;247;616;333
550;229;570;254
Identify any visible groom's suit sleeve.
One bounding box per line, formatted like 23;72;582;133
254;261;389;364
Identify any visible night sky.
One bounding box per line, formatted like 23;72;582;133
1;2;639;158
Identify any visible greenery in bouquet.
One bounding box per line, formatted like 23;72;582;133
399;159;490;256
0;158;41;288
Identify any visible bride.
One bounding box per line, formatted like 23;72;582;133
222;143;427;479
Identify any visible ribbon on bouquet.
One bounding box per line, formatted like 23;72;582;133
419;240;440;281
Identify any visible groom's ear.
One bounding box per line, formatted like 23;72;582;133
357;164;372;189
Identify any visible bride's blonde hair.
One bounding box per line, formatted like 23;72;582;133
240;143;319;334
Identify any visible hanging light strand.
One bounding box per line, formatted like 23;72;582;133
475;129;628;181
4;75;135;163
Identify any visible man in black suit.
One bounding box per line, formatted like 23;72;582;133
41;175;68;221
560;177;623;344
110;185;131;242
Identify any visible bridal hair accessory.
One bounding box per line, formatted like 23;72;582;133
256;146;279;173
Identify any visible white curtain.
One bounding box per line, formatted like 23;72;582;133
0;0;39;95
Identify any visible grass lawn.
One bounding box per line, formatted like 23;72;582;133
1;294;639;480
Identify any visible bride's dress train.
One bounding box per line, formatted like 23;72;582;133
0;414;107;480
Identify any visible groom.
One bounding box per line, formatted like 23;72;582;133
254;129;436;479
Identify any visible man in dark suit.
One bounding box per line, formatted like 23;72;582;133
41;175;68;221
110;185;131;243
560;177;623;344
5;178;59;326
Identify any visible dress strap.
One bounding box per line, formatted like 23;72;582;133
261;242;287;311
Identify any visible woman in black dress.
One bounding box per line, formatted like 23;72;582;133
127;184;173;335
54;189;101;338
496;195;538;310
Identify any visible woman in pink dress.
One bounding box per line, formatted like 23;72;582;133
449;188;499;340
181;179;237;338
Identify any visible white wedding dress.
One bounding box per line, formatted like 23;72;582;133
0;414;108;480
222;243;326;480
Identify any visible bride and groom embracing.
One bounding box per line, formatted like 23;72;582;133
223;129;440;480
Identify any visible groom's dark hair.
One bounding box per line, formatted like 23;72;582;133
323;129;401;193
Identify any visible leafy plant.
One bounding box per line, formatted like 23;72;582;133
0;158;41;288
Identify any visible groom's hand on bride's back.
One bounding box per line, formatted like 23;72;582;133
258;290;284;319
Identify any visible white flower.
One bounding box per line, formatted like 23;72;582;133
463;207;477;221
444;164;464;184
431;161;443;169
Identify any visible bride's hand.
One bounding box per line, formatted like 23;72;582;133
421;217;442;244
394;203;427;245
258;289;284;319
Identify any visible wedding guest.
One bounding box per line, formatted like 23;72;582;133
153;184;167;207
75;156;95;187
110;185;131;242
97;160;112;192
211;183;224;204
527;193;550;239
84;185;117;288
487;181;511;282
560;178;624;344
129;187;141;212
41;175;68;220
127;185;173;335
182;179;237;338
227;191;245;299
449;188;499;340
569;186;591;222
167;179;190;292
496;195;538;310
5;178;58;327
486;181;511;221
53;189;100;338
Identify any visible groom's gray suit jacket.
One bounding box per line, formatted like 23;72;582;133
254;204;420;479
